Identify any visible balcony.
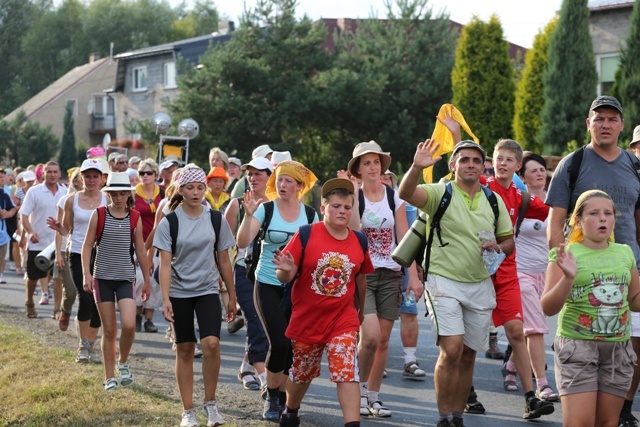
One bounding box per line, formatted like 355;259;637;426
90;113;115;132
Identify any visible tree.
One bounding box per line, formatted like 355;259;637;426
452;15;516;148
0;110;60;166
538;0;596;155
513;19;557;152
615;0;640;143
170;0;333;169
170;0;219;39
59;103;77;177
330;0;457;176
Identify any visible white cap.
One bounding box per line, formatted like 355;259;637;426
242;157;274;172
251;144;273;160
229;157;242;167
159;160;177;174
23;171;37;182
271;151;291;166
128;156;141;165
80;158;103;173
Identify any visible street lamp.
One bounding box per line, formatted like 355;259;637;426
151;112;199;165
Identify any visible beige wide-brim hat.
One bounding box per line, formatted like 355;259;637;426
630;125;640;148
347;140;391;179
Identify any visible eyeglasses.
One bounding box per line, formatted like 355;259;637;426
139;171;155;176
267;229;295;245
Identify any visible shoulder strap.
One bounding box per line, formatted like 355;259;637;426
385;184;396;213
260;201;275;239
514;191;530;238
303;204;315;224
624;150;640;181
353;229;368;254
480;186;500;233
129;209;140;242
424;182;453;271
96;206;107;245
358;190;365;219
567;146;586;214
166;212;178;255
210;209;222;268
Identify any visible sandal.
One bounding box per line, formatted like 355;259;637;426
502;362;518;391
104;378;119;391
51;309;61;320
368;400;391;417
237;371;260;390
25;302;37;319
536;385;559;402
465;387;486;414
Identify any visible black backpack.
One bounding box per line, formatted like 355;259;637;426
245;201;316;282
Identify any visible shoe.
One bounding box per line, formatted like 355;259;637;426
144;319;158;333
202;400;225;426
279;411;300;427
368;400;391;417
485;334;505;359
523;396;554;419
104;378;119;391
619;413;639;427
436;420;451;427
227;316;245;334
39;292;49;305
88;343;102;364
535;385;559;402
501;362;518;391
238;370;260;390
59;312;70;331
360;396;370;416
180;408;199;427
135;314;142;332
263;396;280;421
25;302;37;318
464;388;485;414
194;344;203;358
383;369;388;378
450;416;465;427
76;344;90;363
118;361;134;387
403;361;426;379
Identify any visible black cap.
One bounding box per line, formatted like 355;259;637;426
451;140;486;162
590;96;623;116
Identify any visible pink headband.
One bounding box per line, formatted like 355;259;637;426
177;167;206;187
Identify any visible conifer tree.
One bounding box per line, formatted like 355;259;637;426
59;103;77;178
538;0;596;154
616;0;640;142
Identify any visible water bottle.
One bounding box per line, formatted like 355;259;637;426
478;230;506;275
404;290;417;306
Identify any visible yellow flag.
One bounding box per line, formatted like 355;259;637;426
423;104;479;183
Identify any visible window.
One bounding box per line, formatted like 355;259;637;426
164;62;177;88
132;66;147;91
66;99;78;117
597;54;619;96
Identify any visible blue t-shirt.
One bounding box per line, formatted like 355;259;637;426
254;201;318;286
0;189;15;246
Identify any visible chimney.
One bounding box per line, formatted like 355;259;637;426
217;20;235;35
89;52;101;63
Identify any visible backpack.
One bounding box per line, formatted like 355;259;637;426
358;184;396;219
515;190;530;238
165;209;222;273
245;200;316;282
92;207;141;269
279;224;369;312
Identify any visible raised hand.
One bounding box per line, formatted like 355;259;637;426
556;244;577;280
413;139;442;169
273;248;295;273
436;109;461;141
242;190;262;216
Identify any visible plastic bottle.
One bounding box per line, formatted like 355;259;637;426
478;230;506;275
404;290;417;306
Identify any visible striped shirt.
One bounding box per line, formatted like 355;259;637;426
93;209;136;282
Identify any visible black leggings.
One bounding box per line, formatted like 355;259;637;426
254;281;292;373
69;253;101;328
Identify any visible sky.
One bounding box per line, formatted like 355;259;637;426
176;0;564;49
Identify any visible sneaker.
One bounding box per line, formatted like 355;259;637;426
118;361;134;387
360;396;370;416
135;314;142;332
194;344;203;358
262;396;280;421
202;400;224;427
39;292;49;305
450;416;465;427
619;413;640;427
227;316;245;334
403;361;426;379
485;334;505;359
279;411;300;427
144;319;158;333
88;343;102;364
76;344;90;363
523;396;554;419
58;312;70;331
436;420;451;427
180;408;199;427
368;400;391;417
104;378;119;391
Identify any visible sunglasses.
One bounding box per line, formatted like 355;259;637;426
139;170;155;176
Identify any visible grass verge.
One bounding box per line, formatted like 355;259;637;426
0;319;189;427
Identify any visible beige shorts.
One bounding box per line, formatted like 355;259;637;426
424;274;496;352
363;268;403;321
554;336;637;398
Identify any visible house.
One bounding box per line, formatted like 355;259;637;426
588;0;634;95
3;55;118;148
113;22;235;139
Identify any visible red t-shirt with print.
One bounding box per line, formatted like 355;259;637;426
283;222;374;344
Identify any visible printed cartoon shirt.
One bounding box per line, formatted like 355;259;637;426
550;242;635;342
283;222;374;344
360;188;404;271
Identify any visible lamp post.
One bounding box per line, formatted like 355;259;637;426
151;113;199;165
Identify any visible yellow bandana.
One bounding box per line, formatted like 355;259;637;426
135;183;160;213
205;190;230;211
265;161;318;201
568;190;615;244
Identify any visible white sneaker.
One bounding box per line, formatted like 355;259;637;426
180;408;199;427
75;344;90;363
202;400;225;426
117;361;134;387
88;343;102;364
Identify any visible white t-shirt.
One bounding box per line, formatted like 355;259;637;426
515;217;549;273
69;192;108;254
19;183;67;251
360;188;404;271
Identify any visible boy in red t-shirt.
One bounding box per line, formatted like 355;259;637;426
483;139;555;419
274;178;374;427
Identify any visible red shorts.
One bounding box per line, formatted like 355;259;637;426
491;271;524;327
289;331;359;384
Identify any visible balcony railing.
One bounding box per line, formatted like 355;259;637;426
91;113;115;130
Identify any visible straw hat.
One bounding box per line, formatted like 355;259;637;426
102;172;135;192
347;141;391;179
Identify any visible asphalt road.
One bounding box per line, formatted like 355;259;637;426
1;269;637;426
